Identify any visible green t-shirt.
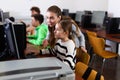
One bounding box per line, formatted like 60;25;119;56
27;23;48;45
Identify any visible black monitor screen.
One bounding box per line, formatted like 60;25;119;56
69;13;76;21
106;18;120;34
0;23;6;52
62;9;69;16
4;22;26;59
0;10;4;22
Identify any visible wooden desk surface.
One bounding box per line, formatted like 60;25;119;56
80;27;120;43
97;30;120;43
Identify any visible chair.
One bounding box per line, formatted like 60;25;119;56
75;48;90;80
76;47;90;65
88;35;118;73
86;30;112;51
86;30;112;64
75;62;104;80
86;30;97;37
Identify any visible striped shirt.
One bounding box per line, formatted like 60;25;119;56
40;39;76;70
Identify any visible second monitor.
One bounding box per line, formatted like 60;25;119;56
4;22;26;59
106;17;120;34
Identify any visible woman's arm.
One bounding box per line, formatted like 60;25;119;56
72;24;87;52
78;29;87;53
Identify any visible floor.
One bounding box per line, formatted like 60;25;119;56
89;55;120;80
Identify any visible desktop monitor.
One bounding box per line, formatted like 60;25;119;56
4;22;26;59
106;17;120;34
91;11;107;28
81;15;92;28
0;23;6;52
62;9;69;16
3;12;10;22
84;10;92;15
75;11;85;23
0;10;4;22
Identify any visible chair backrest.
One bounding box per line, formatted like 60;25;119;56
88;35;105;55
86;30;97;37
75;62;104;80
84;30;97;58
76;47;90;65
75;11;85;22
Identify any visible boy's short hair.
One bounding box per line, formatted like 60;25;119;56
9;17;15;22
30;6;40;14
32;14;44;24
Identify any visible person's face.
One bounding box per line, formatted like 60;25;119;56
54;23;66;39
31;17;38;27
46;11;61;27
31;10;39;16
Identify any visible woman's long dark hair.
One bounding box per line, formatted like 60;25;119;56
47;5;62;48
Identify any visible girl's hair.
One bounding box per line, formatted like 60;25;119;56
59;20;75;43
62;16;80;37
47;5;62;48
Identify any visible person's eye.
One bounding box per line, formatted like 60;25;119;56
51;17;55;19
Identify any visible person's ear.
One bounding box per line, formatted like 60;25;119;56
64;31;68;35
58;16;62;21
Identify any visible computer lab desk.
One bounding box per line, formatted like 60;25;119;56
0;43;75;80
0;57;75;80
80;27;120;55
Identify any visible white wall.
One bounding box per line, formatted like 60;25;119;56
108;0;120;17
0;0;108;19
73;0;108;11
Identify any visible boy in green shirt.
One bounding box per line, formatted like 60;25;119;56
27;14;48;46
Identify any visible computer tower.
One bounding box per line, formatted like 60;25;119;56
81;15;92;28
106;18;120;34
13;23;26;51
69;13;76;21
62;9;69;16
